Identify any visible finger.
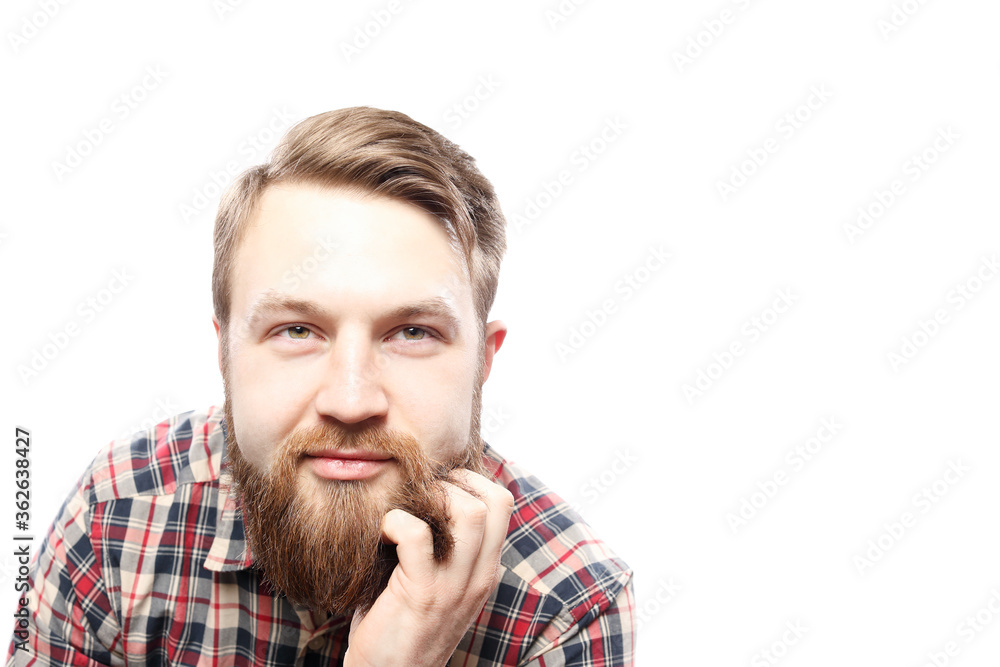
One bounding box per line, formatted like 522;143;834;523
380;508;436;581
447;469;514;568
438;477;489;569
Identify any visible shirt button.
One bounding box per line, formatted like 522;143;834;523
307;636;326;651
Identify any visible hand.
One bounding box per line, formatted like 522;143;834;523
344;469;515;666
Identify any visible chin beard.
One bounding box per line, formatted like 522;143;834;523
223;407;489;616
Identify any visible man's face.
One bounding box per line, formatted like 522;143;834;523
225;181;492;490
217;181;504;612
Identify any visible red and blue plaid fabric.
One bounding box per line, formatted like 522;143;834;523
8;407;634;665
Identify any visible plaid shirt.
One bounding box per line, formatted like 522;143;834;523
8;407;634;666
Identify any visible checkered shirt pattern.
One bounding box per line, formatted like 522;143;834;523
8;407;634;665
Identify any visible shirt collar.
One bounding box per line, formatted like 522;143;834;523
204;414;254;573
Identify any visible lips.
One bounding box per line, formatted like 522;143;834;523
308;449;389;461
306;450;393;481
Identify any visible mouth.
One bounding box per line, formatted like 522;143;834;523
305;450;393;481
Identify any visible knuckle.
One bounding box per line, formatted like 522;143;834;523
405;521;432;542
390;510;432;542
495;488;515;513
457;497;489;527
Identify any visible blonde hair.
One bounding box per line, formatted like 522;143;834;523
212;106;506;354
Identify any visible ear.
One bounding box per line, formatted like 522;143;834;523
212;316;223;376
481;319;507;383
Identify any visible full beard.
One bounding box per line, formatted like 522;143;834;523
222;400;489;616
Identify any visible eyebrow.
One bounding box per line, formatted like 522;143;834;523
244;292;463;339
386;297;463;339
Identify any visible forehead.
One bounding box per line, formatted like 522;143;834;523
230;181;473;320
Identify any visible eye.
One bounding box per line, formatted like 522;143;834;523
392;326;430;341
284;325;312;340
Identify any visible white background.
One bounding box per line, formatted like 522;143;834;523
3;0;1000;664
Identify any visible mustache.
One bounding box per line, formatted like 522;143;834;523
275;422;453;476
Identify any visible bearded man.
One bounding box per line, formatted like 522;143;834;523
8;107;634;666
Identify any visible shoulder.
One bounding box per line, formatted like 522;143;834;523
484;443;632;614
85;406;226;503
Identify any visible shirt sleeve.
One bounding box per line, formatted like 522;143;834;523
521;577;635;667
6;470;122;666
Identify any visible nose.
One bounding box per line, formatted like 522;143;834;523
312;329;389;425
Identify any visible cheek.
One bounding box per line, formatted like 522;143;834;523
387;358;478;456
227;354;312;469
